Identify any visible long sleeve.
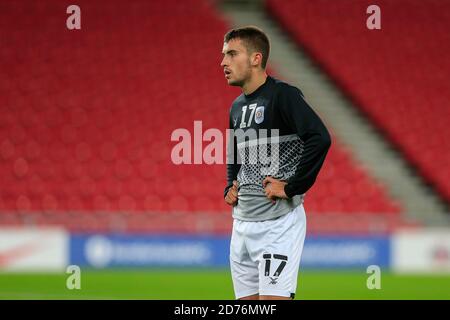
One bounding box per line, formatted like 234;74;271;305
278;85;331;198
224;113;242;198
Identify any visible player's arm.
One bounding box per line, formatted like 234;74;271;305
267;84;331;199
224;112;241;206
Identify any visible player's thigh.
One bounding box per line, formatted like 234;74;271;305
230;255;259;299
230;219;259;299
255;206;307;298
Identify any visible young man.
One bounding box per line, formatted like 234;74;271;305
221;26;331;300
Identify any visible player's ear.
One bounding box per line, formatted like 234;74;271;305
250;52;262;68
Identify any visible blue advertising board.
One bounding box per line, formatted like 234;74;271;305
302;236;390;268
70;234;390;268
70;234;230;268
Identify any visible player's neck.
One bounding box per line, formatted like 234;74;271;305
242;72;268;96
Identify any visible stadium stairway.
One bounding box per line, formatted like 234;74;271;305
218;0;449;225
266;0;450;205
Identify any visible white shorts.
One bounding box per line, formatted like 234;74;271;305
229;205;307;299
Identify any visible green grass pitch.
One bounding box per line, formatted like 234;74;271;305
0;269;449;300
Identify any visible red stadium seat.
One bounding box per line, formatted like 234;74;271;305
0;0;405;233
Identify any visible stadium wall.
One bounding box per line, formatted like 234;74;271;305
1;228;449;273
0;227;68;271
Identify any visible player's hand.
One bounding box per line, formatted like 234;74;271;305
263;176;288;204
225;180;239;206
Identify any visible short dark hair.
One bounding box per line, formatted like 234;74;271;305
224;26;270;69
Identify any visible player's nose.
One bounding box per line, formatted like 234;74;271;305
220;56;227;67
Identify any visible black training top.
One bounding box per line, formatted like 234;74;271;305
224;75;331;221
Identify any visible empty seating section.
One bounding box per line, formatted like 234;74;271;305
267;0;450;202
0;0;402;232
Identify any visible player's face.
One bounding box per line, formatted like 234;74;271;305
221;39;252;87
